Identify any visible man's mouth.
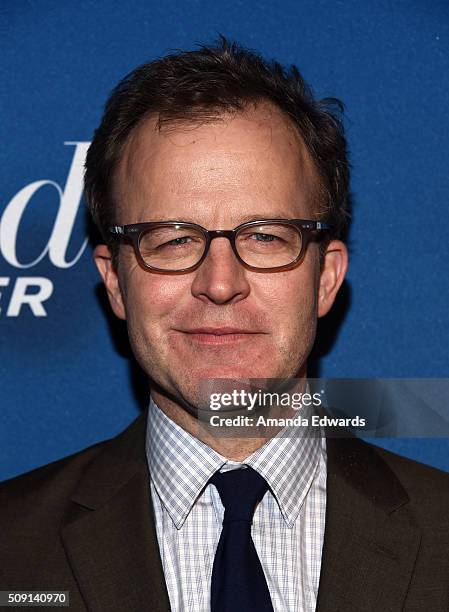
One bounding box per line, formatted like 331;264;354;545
176;327;265;345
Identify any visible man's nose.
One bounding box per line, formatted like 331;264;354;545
190;237;251;305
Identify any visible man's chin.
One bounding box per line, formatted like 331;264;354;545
177;375;297;412
182;357;292;380
193;366;265;380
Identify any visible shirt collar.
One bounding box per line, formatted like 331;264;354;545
146;397;226;529
243;426;322;527
146;396;323;529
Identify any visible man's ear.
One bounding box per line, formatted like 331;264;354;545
93;244;127;320
317;240;348;318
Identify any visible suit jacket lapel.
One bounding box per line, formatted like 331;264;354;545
61;411;171;612
316;435;421;612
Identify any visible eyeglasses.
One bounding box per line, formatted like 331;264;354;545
108;219;332;273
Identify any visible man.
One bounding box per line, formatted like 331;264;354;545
1;37;448;612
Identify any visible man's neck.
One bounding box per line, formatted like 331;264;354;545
151;376;308;461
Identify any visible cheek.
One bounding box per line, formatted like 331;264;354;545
254;264;319;328
120;271;193;384
123;269;189;337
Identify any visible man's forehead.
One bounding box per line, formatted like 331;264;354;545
120;101;312;166
113;101;319;218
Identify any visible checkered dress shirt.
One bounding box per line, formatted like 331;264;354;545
146;397;327;612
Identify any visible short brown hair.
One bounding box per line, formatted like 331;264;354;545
85;35;350;259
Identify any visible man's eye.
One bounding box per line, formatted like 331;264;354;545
249;233;278;242
159;236;193;248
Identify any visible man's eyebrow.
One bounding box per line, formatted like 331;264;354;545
236;214;293;223
139;214;296;225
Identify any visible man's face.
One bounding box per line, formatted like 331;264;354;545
96;103;347;410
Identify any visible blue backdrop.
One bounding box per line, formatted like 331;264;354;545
1;0;448;480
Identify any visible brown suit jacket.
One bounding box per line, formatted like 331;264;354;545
1;410;449;611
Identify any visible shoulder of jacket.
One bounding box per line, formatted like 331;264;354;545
0;437;111;516
361;440;449;520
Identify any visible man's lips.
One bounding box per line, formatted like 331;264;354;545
175;327;266;345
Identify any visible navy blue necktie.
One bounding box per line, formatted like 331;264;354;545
209;466;274;612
